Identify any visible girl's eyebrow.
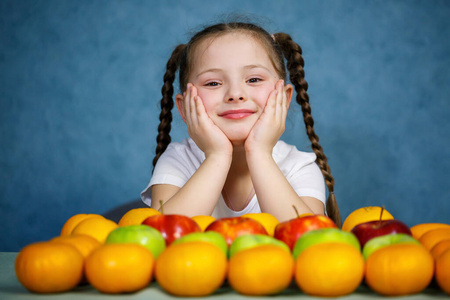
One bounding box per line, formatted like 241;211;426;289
195;64;271;78
195;68;223;78
244;64;277;77
243;64;271;72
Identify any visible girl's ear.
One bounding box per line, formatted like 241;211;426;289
175;93;186;123
285;83;294;108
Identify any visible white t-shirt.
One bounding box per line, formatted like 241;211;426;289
141;138;326;218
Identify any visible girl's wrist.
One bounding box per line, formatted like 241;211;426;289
245;148;273;164
204;151;233;166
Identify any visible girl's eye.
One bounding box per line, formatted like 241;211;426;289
205;81;220;87
247;78;262;83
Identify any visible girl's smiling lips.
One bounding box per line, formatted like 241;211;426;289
219;109;255;119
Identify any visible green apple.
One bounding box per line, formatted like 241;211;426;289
362;233;420;260
229;234;290;258
293;228;360;259
105;224;165;258
171;231;228;256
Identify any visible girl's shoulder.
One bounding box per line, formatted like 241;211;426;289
274;140;317;166
163;138;205;161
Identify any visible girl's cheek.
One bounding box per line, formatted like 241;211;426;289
196;89;209;103
196;89;216;112
253;88;273;107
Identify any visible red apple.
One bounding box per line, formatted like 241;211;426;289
142;214;201;246
351;219;412;248
205;217;268;246
274;215;337;251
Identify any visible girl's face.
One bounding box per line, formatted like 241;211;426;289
177;32;292;145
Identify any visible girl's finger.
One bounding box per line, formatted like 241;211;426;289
189;85;199;126
194;94;208;123
184;83;193;124
274;80;284;121
265;88;278;114
280;82;288;122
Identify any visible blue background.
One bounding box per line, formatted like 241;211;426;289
1;0;449;251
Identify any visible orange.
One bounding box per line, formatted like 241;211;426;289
419;228;450;251
435;249;450;295
50;234;102;285
50;234;101;259
71;217;118;243
191;215;216;231
410;223;450;240
241;213;279;236
85;243;154;294
118;207;161;226
155;241;227;297
431;239;450;259
342;206;394;232
365;243;434;296
60;213;104;236
228;245;294;296
15;242;84;293
294;242;364;297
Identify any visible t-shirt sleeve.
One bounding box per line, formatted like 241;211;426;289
289;160;327;204
140;140;203;206
275;143;327;206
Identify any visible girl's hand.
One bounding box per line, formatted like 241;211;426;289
182;83;233;158
245;80;289;156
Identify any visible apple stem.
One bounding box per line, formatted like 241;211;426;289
379;205;385;227
292;205;300;218
159;200;164;215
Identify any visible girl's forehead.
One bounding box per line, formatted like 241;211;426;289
191;32;271;65
195;32;262;51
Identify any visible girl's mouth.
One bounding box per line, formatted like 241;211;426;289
219;109;254;120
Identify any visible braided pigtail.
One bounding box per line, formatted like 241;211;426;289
152;44;186;170
273;33;342;227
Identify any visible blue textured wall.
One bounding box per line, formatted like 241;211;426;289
1;0;449;251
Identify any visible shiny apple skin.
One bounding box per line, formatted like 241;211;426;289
351;219;412;248
274;215;337;250
292;228;361;259
171;231;228;256
205;217;268;246
362;233;420;260
142;214;201;246
105;224;166;258
229;234;290;258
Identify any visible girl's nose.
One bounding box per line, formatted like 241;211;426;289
226;83;246;102
228;96;245;101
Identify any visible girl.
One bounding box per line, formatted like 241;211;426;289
141;22;341;227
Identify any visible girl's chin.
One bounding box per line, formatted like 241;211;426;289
217;121;256;146
224;133;249;147
230;139;246;148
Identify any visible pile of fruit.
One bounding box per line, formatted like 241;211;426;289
15;206;450;297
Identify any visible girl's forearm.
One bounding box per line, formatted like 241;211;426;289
153;153;231;216
247;151;323;222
